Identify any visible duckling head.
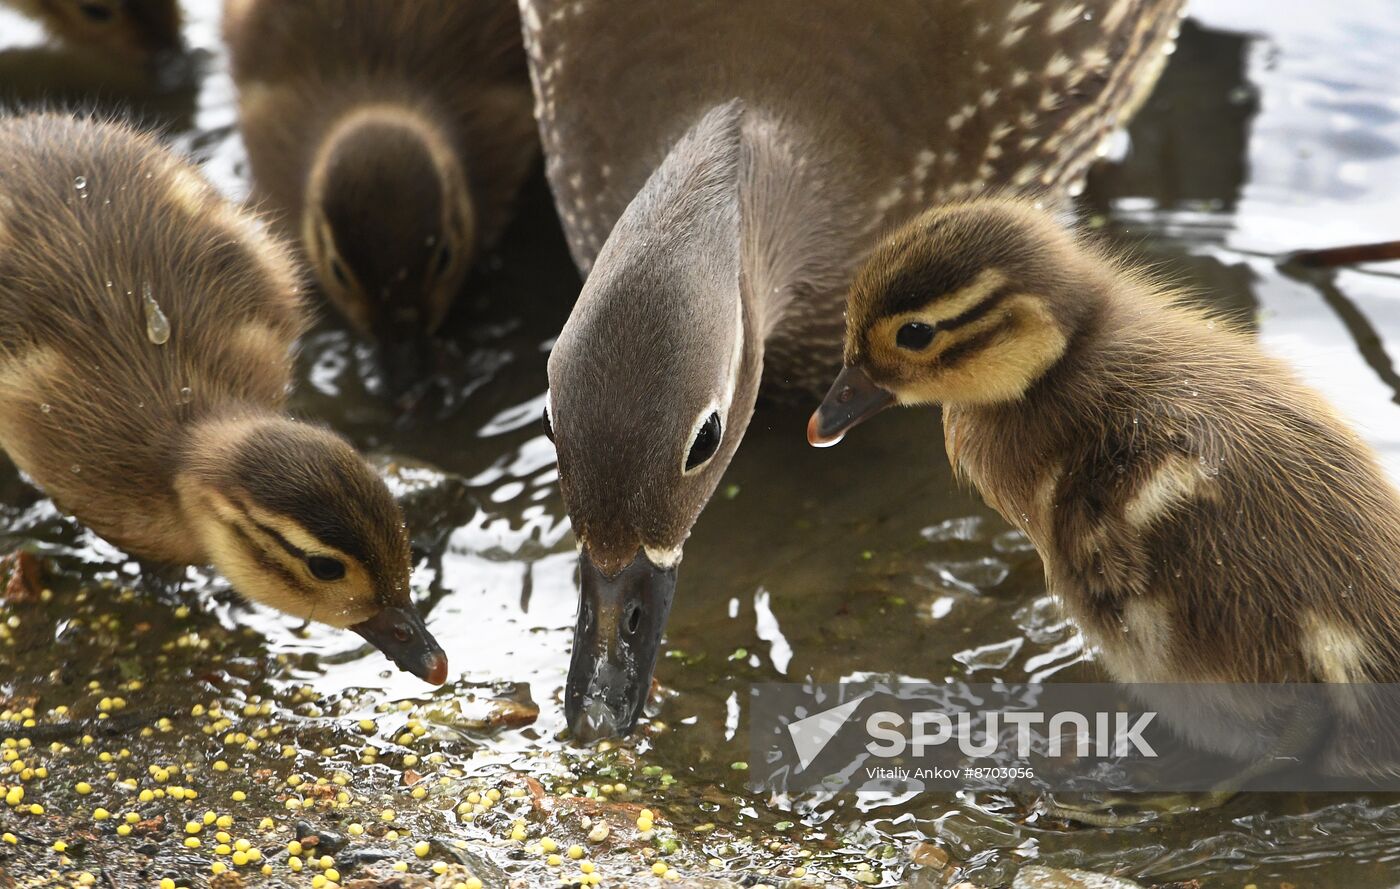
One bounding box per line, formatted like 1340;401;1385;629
176;414;448;685
546;101;759;740
810;198;1095;445
31;0;182;61
303;105;473;389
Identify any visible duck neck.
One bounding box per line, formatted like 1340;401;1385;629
736;110;853;345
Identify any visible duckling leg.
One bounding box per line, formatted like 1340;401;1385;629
1038;699;1328;827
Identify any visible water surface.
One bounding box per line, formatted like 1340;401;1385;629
3;0;1400;885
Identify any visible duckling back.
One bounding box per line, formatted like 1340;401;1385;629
935;234;1400;691
0;113;304;561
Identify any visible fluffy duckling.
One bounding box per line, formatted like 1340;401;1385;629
3;0;182;63
0;113;447;684
810;198;1400;775
224;0;537;386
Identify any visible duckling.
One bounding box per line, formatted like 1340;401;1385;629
3;0;182;63
0;113;448;685
809;197;1400;782
224;0;537;387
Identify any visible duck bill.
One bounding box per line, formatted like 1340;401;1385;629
565;550;677;741
807;364;896;447
351;606;450;686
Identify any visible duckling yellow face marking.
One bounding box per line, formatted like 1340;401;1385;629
844;200;1084;408
303;106;475;379
176;417;415;629
188;487;380;628
862;283;1066;406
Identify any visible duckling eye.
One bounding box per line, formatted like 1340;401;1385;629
432;244;453;277
79;2;114;21
685;412;722;471
329;258;350;288
307;556;346;582
897;322;936;351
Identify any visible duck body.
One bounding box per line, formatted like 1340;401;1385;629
813;199;1400;772
528;0;1185;737
225;0;537;380
529;0;1182;390
0;114;447;684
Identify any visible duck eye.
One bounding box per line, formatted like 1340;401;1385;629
307;556;346;582
79;3;114;21
541;406;555;442
685;412;722;471
897;322;936;351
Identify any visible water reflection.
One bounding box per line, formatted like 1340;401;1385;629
3;0;1400;885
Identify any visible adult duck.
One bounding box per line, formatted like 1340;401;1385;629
525;0;1186;738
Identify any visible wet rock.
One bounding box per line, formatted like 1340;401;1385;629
295;819;348;854
1;550;42;603
1013;866;1146;889
423;681;539;733
910;841;949;868
343;875;435;889
209;871;245;889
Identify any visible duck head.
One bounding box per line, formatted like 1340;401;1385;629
303;105;474;390
176;413;449;685
546;102;762;740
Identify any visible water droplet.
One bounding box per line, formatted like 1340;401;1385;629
142;282;171;345
70;464;81;474
178;386;193;403
39;403;51;413
73;176;88;196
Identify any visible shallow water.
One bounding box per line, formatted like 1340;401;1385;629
3;0;1400;886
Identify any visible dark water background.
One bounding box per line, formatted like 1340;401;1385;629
3;0;1400;884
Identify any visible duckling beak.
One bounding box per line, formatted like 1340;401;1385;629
351;606;450;685
565;551;677;741
808;365;895;447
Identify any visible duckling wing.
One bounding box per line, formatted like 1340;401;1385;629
521;0;1185;275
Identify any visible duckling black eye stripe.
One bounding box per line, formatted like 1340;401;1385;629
936;283;1017;333
228;521;312;597
248;517;307;562
936;318;1015;369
